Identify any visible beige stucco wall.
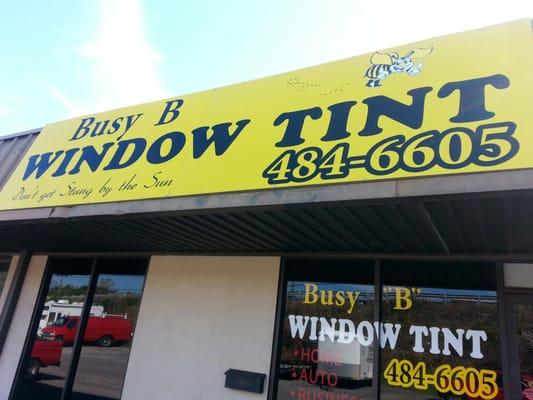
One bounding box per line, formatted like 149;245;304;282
0;255;47;400
121;256;280;400
504;263;533;288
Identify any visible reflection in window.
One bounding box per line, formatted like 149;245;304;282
380;262;500;400
0;258;9;299
14;264;93;400
276;260;375;400
514;304;533;399
274;260;502;400
71;270;146;400
13;257;147;400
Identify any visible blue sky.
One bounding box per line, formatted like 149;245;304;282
0;0;531;136
50;274;145;294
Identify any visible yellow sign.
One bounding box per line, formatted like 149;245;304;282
1;20;532;210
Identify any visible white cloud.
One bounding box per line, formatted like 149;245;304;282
52;0;170;118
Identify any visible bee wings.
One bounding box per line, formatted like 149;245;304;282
369;52;397;66
406;47;433;59
369;47;433;65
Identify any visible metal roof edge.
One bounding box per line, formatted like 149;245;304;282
0;128;41;141
0;168;532;223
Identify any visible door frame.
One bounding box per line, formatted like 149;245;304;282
503;290;533;400
9;256;149;400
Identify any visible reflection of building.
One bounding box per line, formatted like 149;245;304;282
0;18;532;400
318;333;373;381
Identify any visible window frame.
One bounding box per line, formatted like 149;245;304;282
0;255;15;312
502;292;533;400
268;257;506;400
8;256;150;400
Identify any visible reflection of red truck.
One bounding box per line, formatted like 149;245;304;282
41;315;133;347
27;339;63;379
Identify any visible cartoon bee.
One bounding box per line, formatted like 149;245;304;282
364;47;433;87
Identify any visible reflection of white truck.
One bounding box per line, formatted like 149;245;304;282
39;300;104;331
318;333;373;381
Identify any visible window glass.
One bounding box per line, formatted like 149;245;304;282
513;304;533;399
274;260;502;400
0;258;9;298
13;257;147;400
13;258;93;400
380;261;501;400
71;259;146;400
275;260;375;400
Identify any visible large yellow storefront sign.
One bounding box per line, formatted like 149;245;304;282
1;20;532;210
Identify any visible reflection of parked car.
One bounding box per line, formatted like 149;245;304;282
26;339;63;380
41;315;133;347
39;300;104;331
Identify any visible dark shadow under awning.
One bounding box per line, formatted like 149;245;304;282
0;190;532;257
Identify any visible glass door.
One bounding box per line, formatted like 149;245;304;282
70;258;147;400
505;294;533;400
12;258;93;400
10;257;148;400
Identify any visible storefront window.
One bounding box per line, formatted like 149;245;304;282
13;258;94;400
379;261;500;400
275;260;375;400
273;260;501;400
512;303;533;399
12;257;148;400
71;268;146;400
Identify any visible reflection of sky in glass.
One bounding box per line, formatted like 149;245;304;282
287;281;496;303
50;275;88;288
287;281;374;301
50;274;144;294
408;287;495;296
288;281;372;293
383;286;496;302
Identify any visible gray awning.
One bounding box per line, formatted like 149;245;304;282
0;190;531;257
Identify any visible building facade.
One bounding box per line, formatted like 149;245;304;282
0;19;532;400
